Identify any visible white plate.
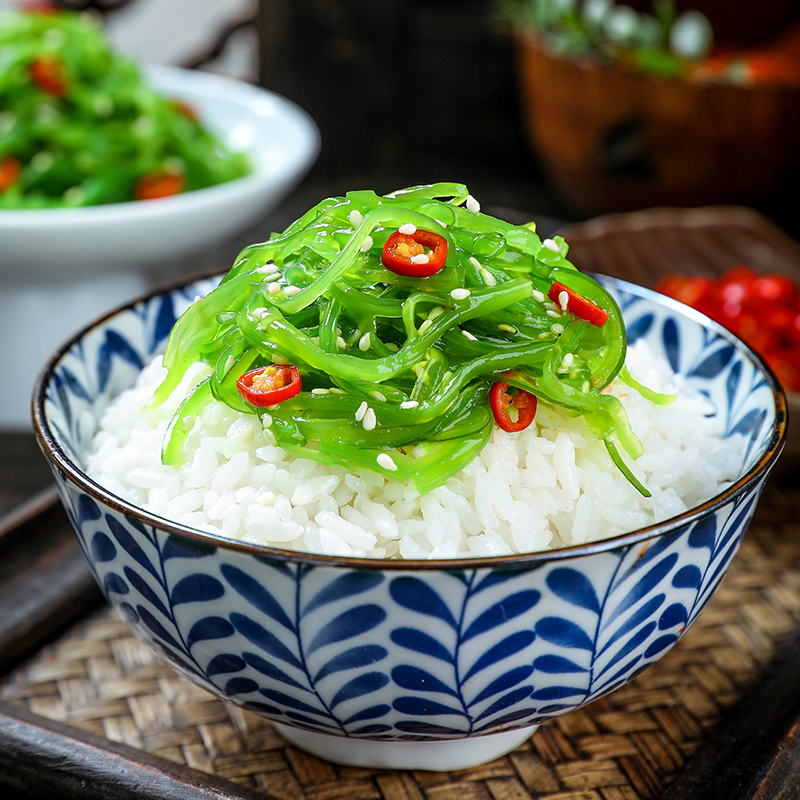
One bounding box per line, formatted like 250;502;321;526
0;65;320;275
0;65;318;428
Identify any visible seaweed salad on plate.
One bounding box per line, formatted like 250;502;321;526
0;3;249;208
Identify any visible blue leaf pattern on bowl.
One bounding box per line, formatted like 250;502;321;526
38;274;782;741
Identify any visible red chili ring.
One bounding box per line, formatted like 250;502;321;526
489;381;538;433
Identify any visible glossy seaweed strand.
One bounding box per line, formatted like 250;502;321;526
156;183;647;493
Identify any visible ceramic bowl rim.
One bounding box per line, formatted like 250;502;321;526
32;269;788;571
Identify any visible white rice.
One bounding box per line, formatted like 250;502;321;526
85;340;745;559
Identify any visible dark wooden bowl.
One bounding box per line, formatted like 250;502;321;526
625;0;800;49
513;31;800;215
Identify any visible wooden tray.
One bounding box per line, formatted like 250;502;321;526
2;206;800;799
561;204;800;286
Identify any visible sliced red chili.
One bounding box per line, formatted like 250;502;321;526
0;156;22;195
381;228;447;277
237;364;301;407
170;99;199;121
134;170;185;201
29;55;68;97
547;281;609;327
750;274;798;306
489;381;537;433
18;1;61;15
656;266;800;394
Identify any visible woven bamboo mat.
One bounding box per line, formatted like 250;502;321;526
2;477;800;800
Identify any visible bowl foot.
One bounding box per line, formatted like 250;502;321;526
271;723;538;771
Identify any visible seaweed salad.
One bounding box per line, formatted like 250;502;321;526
156;183;664;494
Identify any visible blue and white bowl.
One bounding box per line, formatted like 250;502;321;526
32;274;787;771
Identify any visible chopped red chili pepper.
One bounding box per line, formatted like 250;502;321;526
547;281;609;327
29;55;68;97
18;1;61;14
134;170;185;201
381;228;447;277
656;266;800;392
237;364;302;407
489;381;538;433
170;99;199;121
0;156;22;195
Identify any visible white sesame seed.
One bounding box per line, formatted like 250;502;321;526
31;152;55;172
480;268;497;286
400;400;419;409
92;96;112;117
543;238;560;253
461;329;478;341
498;323;516;334
311;388;329;395
251;307;269;319
355;401;368;422
546;309;561;318
418;319;433;335
63;186;85;204
551;323;565;334
558;290;569;311
362;407;377;431
469;256;481;269
360;235;374;252
428;306;445;320
410;253;430;265
261;413;273;427
399;223;417;235
336;336;347;349
537;332;551;339
284;285;302;297
370;391;386;402
450;288;471;301
132;116;153;136
562;353;574;368
377;453;398;471
329;387;346;394
358;332;371;351
348;209;363;226
466;194;480;213
267;282;281;295
532;289;546;303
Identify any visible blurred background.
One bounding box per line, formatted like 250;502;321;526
2;0;800;434
2;0;797;233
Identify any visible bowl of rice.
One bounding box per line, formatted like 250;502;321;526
33;185;786;771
